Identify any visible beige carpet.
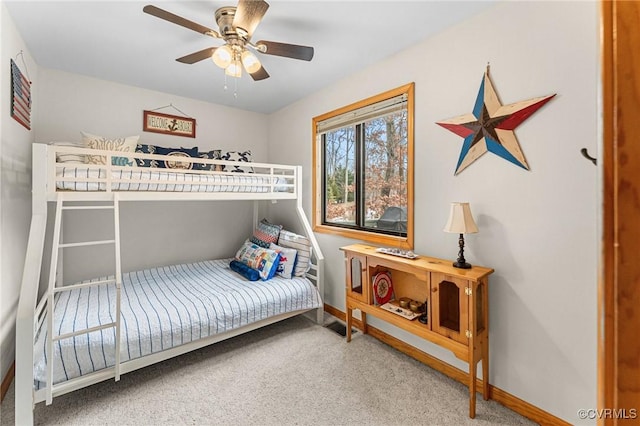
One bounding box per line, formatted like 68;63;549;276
1;315;533;425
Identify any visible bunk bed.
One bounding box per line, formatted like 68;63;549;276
15;143;325;425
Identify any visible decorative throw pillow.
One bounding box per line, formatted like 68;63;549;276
235;240;281;281
154;146;199;169
278;229;312;277
250;218;283;248
220;150;254;173
229;260;260;281
269;243;298;279
81;132;139;166
49;141;86;164
135;143;161;168
194;149;222;171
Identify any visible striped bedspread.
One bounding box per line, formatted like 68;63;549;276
55;167;289;193
33;259;321;385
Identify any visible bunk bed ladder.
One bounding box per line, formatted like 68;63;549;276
45;194;123;405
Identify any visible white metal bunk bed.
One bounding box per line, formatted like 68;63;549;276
15;144;325;425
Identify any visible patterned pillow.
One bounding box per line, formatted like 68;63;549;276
220;150;254;173
278;229;312;277
269;243;298;279
194;149;222;171
250;218;283;248
135;143;161;168
235;240;281;281
49;141;86;164
81;132;138;166
154;146;198;169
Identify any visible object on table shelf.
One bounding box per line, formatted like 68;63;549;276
375;247;418;259
372;271;394;305
418;299;429;324
398;297;412;309
380;300;422;320
409;300;425;313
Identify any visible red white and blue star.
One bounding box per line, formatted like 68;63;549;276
437;70;555;175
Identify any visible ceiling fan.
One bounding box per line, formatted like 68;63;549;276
143;0;314;81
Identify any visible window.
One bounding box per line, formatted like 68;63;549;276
312;83;414;248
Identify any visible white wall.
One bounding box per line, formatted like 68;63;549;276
35;70;269;156
268;1;598;423
34;70;270;283
0;2;36;383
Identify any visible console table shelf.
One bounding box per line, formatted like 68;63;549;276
340;244;494;418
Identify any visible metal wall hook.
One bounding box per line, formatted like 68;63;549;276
581;148;597;165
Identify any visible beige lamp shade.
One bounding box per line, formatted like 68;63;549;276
443;202;478;234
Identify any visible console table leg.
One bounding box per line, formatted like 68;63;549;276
346;306;353;342
361;311;368;335
482;337;490;400
469;357;477;418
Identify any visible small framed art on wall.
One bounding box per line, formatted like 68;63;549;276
143;110;196;138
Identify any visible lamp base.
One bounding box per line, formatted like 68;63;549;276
452;261;472;269
452;233;472;269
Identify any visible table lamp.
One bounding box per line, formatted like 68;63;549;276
443;202;478;269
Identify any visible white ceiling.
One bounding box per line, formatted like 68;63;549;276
5;1;496;114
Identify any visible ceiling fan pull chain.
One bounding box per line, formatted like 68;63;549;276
223;73;228;92
234;77;238;99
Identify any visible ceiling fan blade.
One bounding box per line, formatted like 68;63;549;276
249;65;270;81
176;47;216;64
143;5;218;37
233;0;269;38
256;40;314;61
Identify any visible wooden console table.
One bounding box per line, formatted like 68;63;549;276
341;244;494;418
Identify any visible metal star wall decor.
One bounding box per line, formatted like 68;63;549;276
436;68;555;175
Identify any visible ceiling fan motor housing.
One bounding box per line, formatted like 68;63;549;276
215;7;247;40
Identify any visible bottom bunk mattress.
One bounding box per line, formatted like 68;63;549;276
34;258;322;385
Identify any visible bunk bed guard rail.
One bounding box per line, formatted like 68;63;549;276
40;143;299;201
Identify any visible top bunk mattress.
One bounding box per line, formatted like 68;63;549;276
34;258;322;385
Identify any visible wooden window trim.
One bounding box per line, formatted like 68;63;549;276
312;83;415;249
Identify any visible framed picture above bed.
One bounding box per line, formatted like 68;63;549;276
143;110;196;138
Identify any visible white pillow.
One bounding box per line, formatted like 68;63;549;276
270;243;298;279
81;132;139;166
49;141;86;164
277;229;312;277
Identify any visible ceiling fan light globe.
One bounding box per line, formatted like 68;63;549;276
241;50;262;74
225;61;242;78
212;45;233;69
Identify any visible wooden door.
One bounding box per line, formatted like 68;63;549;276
600;1;640;423
431;273;468;344
345;252;370;304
